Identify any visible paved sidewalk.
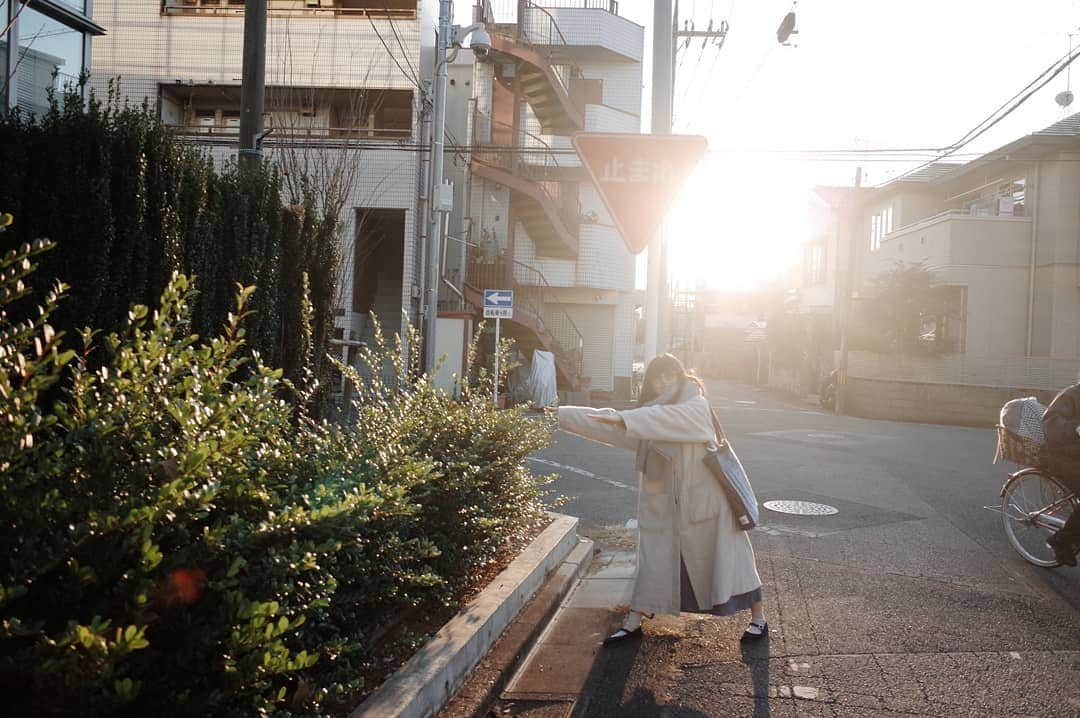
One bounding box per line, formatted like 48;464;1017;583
495;541;1080;718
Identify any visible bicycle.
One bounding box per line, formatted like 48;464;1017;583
995;426;1079;567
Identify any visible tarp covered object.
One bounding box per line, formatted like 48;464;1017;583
526;350;558;407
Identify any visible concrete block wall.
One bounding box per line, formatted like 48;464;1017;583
845;377;1059;428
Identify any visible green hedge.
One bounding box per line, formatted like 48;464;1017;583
0;241;551;716
0;86;339;409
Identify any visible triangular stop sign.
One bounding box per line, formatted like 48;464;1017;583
573;133;707;255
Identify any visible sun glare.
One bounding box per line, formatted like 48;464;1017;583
665;156;810;292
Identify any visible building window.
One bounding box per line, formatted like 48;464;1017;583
16;8;84;115
54;0;87;13
159;84;413;140
806;243;825;285
964;177;1027;217
1;0;103;113
0;0;8;87
869;204;892;251
920;285;966;354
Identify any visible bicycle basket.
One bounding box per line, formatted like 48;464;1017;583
995;425;1047;467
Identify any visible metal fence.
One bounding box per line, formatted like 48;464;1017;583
847;351;1079;390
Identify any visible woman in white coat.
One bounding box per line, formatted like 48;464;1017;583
557;354;767;644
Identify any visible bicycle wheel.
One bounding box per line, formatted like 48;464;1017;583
1001;471;1075;567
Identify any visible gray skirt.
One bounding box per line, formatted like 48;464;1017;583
680;556;762;616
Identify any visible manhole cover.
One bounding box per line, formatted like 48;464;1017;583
763;500;839;516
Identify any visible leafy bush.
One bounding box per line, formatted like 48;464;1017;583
0;239;550;715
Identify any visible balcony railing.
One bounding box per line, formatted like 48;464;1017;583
162;0;416;17
526;0;619;14
471;108;581;238
166;123;412;141
475;0;581;94
883;207;1032;243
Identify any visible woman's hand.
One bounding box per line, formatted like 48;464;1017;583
588;413;625;427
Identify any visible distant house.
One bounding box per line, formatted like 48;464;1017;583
790;117;1080;424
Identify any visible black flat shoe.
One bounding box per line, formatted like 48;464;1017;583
602;626;642;646
740;621;768;642
1047;534;1078;567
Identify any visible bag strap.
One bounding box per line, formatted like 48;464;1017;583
708;408;729;450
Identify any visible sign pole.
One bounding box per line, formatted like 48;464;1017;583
493;316;501;406
483;288;513;407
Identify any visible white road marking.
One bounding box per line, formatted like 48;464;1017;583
714;405;825;416
754;524;830;539
527;457;637;491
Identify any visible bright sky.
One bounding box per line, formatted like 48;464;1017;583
610;0;1080;290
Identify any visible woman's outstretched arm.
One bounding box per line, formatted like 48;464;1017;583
617;395;715;443
557;406;639;450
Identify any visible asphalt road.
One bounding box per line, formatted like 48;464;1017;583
535;379;1080;610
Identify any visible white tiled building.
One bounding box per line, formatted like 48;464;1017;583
453;0;644;398
90;0;437;359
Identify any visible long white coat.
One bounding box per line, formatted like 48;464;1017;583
558;395;762;615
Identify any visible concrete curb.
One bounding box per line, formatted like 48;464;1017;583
439;536;596;718
352;513;580;718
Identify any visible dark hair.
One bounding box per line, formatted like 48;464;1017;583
638;353;705;406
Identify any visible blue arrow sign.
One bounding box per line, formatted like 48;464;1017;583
484;289;513;308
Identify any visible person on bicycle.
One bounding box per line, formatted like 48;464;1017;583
1044;380;1080;566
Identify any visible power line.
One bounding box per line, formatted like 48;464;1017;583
941;44;1080;153
367;15;423;92
893;42;1080;181
386;13;422;89
175;136;1074;165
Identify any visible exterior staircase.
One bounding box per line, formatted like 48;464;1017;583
478;0;584;135
462;247;586;391
471;110;580;259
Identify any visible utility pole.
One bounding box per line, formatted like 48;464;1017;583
424;0;453;374
836;166;863;415
646;3;728;361
238;0;267;170
644;0;674;362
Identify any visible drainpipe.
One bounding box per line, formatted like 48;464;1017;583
1025;161;1040;357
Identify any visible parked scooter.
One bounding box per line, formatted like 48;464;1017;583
819;369;839;411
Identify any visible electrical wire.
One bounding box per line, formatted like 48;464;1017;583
368;15;424;92
386;12;422;89
940;43;1080;152
895;41;1080;181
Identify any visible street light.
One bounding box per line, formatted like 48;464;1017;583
424;3;492;374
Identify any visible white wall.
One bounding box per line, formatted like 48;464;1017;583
545;7;643;62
